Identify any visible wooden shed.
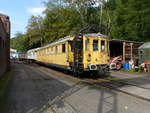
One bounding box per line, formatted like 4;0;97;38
109;39;143;64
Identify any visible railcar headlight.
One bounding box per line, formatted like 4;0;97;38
87;54;91;62
107;59;110;62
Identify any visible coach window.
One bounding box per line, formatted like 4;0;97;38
93;40;98;51
62;44;66;53
55;46;58;53
85;39;89;51
101;40;105;52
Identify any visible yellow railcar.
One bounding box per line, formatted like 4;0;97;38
36;33;110;74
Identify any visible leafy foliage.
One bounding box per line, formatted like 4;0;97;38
10;32;29;52
10;0;150;52
111;0;150;41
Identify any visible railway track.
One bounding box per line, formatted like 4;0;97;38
82;77;150;102
75;74;150;102
97;77;150;91
30;63;150;102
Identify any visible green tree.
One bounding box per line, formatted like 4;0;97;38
111;0;150;41
26;15;44;47
10;32;29;52
12;0;150;51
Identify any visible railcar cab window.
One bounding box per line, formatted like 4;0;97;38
93;40;98;51
85;39;89;51
101;40;105;51
62;44;66;53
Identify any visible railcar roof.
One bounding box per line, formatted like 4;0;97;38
27;48;41;53
83;33;109;38
36;36;71;51
36;33;109;51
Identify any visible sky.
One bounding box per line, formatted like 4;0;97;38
0;0;46;37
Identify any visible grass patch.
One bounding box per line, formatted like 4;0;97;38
0;71;13;110
121;69;136;73
120;68;141;74
120;68;149;75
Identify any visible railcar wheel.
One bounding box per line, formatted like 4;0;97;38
72;69;77;77
72;69;83;78
98;69;110;77
63;70;69;74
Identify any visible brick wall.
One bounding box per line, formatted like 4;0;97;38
0;14;10;77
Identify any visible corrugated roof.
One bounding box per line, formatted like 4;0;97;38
0;13;9;17
139;42;150;49
110;39;143;44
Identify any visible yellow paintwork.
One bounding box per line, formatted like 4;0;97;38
36;42;70;66
83;36;109;68
36;35;109;70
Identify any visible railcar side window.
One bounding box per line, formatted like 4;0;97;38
93;40;98;51
55;46;58;53
51;47;53;52
85;39;89;51
101;40;105;51
62;44;66;53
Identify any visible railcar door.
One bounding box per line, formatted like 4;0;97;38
76;39;83;62
72;38;83;74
